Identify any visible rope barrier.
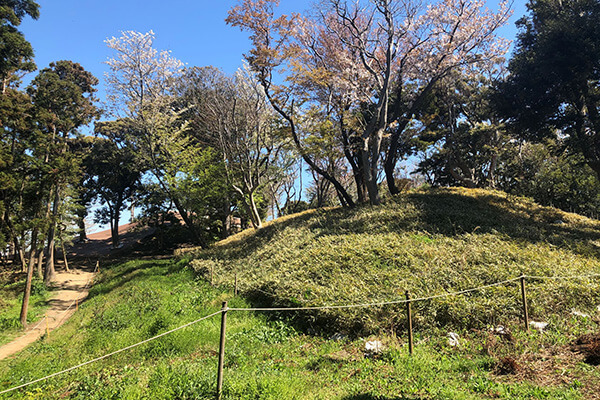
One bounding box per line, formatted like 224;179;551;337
2;271;599;395
524;273;600;280
229;277;522;312
0;310;222;396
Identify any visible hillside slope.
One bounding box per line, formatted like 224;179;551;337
2;188;600;399
185;187;600;334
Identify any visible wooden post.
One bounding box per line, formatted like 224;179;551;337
216;301;228;400
406;291;413;355
520;275;529;331
76;298;79;311
95;259;99;273
234;274;238;296
210;267;214;286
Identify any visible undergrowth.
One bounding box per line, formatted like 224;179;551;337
183;188;600;335
2;188;600;398
0;274;51;346
1;257;599;399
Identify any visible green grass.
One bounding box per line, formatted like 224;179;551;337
1;257;598;399
0;273;52;346
2;188;600;398
184;187;600;335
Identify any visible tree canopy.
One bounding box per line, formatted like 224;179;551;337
498;0;600;176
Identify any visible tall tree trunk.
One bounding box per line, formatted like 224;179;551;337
58;228;70;272
340;128;367;204
36;248;43;279
76;208;88;242
172;197;204;246
248;191;263;229
44;186;60;285
37;185;54;279
19;258;35;327
4;210;26;272
12;237;26;273
111;203;121;248
362;131;382;206
28;227;39;272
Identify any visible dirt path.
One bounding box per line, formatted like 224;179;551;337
0;224;154;360
0;268;95;360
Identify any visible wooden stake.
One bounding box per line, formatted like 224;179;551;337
234;274;238;295
406;291;413;355
217;301;228;400
76;298;79;311
520;274;529;331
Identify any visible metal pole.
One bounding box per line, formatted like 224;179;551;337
216;301;228;399
520;275;529;331
406;291;413;355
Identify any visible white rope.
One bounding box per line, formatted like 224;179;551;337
0;310;222;395
4;271;599;395
524;273;600;280
229;277;522;312
28;315;48;332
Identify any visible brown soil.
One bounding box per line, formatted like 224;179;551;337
0;267;95;360
67;223;156;259
0;223;155;360
492;335;600;400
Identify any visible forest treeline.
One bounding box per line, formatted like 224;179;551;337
1;0;600;326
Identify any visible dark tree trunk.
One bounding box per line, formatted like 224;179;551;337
340;128;367;204
36;248;43;279
13;237;26;273
19;258;35;327
77;210;87;242
172;197;205;247
44;186;60;285
58;228;70;272
110;197;123;248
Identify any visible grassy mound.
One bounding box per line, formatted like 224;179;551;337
184;188;600;335
1;258;598;399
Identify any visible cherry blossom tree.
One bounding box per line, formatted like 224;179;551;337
104;31;207;244
227;0;512;205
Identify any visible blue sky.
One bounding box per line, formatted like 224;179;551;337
20;0;527;104
17;0;527;231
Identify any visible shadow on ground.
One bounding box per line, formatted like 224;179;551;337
199;188;600;263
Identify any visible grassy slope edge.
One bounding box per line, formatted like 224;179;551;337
184;187;600;334
0;188;599;399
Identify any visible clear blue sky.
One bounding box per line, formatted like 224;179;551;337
20;0;527;104
18;0;527;231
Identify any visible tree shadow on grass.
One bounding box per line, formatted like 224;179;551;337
86;260;177;299
199;188;600;266
307;188;600;260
